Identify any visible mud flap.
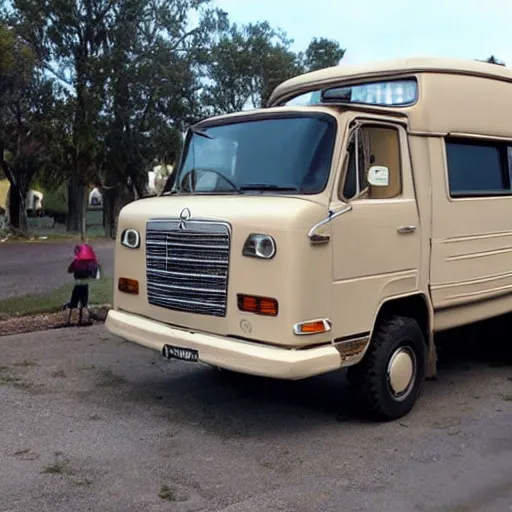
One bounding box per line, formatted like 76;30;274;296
426;333;438;379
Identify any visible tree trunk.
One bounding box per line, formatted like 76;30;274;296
7;182;28;234
126;178;139;202
66;175;87;238
103;186;120;239
1;151;29;235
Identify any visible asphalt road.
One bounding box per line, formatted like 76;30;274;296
0;240;115;300
1;325;511;512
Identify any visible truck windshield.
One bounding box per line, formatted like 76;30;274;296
166;114;336;195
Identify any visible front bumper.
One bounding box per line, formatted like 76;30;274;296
106;309;343;380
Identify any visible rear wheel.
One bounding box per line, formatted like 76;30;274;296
347;315;426;421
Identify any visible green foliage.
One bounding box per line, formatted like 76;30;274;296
2;0;347;234
301;37;346;72
201;21;299;113
0;277;113;319
0;21;53;232
101;0;217;191
35;96;75;190
201;23;345;113
9;0;115;182
0;23;37;98
41;183;67;215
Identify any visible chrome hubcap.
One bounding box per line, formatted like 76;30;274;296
387;346;416;400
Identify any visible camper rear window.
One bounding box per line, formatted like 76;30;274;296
445;138;512;197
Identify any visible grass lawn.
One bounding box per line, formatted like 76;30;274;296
5;230;109;243
0;277;113;320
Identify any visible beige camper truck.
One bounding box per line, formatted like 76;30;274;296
106;57;512;420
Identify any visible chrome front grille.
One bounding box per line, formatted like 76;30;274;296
145;219;230;317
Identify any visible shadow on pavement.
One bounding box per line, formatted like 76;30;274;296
79;313;512;438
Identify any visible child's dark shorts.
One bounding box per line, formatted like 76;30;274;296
70;283;89;308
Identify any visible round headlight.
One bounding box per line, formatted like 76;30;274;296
121;229;141;249
242;234;276;259
257;237;275;258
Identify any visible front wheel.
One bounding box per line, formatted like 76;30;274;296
347;315;427;421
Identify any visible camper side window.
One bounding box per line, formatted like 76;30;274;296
341;125;402;201
446;138;512;197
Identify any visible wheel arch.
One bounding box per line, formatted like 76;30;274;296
372;293;437;378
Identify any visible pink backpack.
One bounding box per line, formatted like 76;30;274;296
73;244;100;279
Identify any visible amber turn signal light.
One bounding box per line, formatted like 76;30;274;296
293;319;331;335
118;278;139;295
237;294;278;316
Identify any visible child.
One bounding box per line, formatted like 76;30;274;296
62;243;100;325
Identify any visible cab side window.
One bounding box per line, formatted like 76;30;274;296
341;125;402;201
342;130;368;199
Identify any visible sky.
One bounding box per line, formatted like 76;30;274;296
215;0;512;67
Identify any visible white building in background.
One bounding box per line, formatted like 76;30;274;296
148;164;174;195
147;170;156;193
83;165;174;205
2;187;44;218
26;189;43;212
89;186;103;206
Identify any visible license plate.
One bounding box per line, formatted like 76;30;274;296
162;344;199;362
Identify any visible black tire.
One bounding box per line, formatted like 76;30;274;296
348;315;427;421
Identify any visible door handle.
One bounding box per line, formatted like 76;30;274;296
397;225;416;234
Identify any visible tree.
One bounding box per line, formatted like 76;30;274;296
0;23;51;234
36;96;74;190
6;0;126;237
247;22;300;108
202;24;345;114
99;0;226;237
3;2;346;237
300;37;345;72
201;21;299;113
199;24;253;114
7;0;227;238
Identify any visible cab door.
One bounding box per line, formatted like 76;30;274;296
328;119;422;339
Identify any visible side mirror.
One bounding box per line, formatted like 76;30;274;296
367;166;389;187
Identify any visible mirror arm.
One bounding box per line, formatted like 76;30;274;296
308;204;353;244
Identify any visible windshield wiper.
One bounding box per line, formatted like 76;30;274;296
240;184;301;192
178;168;242;194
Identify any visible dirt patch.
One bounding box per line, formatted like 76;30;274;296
0;305;111;337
